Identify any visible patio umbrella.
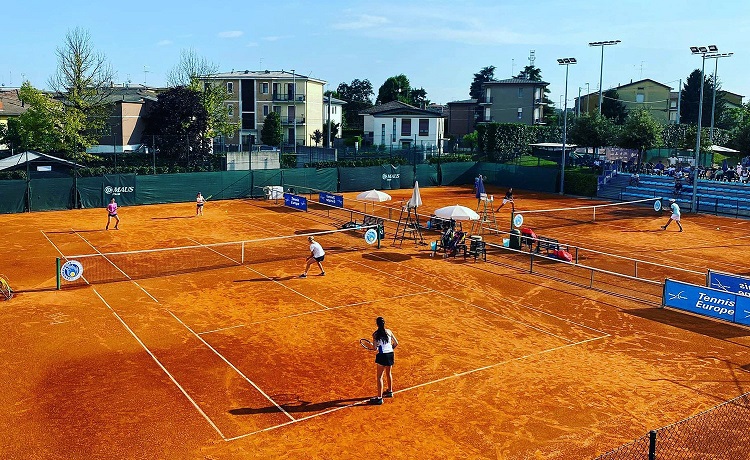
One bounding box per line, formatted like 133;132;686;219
406;181;422;209
356;189;392;213
433;205;480;221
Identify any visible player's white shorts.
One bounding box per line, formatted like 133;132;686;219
671;213;681;221
503;198;513;205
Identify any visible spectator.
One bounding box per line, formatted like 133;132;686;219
674;175;683;197
629;173;640;186
655;160;665;175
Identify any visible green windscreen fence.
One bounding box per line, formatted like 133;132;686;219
339;166;381;192
0;181;27;214
77;177;105;209
104;174;137;206
477;162;558;193
440;162;477;186
29;178;74;211
399;165;415;188
250;169;283;197
415;164;438;186
281;168;337;193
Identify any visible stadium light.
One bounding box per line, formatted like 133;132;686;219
707;52;733;143
589;40;621;114
688;45;719;213
558;57;577;195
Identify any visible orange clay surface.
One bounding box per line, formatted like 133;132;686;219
1;185;750;459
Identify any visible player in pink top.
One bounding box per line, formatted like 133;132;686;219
106;198;119;230
196;192;205;216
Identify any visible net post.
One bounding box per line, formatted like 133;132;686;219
574;247;579;264
55;258;61;290
648;430;657;460
510;211;515;231
377;224;382;249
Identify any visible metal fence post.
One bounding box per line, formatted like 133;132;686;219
529;252;534;273
648;430;657;460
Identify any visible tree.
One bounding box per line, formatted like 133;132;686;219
168;49;236;142
336;79;374;129
6;82;66;154
143;87;210;165
680;69;727;127
462;131;478;152
619;109;662;170
728;103;750;154
377;75;411;105
470;66;495;100
601;89;627;124
310;129;323;146
48;27;115;156
568;112;615;153
261;112;283;147
322;122;340;147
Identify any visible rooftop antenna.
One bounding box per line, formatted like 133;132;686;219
143;65;149;87
527;50;536;78
259;57;263;70
511;58;515;77
639;61;644;79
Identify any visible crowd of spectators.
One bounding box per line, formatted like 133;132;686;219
623;156;750;185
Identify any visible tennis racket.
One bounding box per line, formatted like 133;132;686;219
359;338;375;350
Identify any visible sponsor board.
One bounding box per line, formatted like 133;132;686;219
664;278;746;325
707;270;750;298
284;193;308;211
319;192;344;208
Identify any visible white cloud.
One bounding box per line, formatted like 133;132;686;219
156;40;173;47
332;14;388;30
218;31;244;39
262;36;284;42
246;42;259;48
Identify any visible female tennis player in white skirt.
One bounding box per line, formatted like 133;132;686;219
369;316;398;405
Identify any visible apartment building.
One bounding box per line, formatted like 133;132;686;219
359;100;444;150
204;70;325;150
479;78;548;125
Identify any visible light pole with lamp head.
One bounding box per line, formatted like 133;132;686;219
589;40;621;114
689;44;719;213
557;57;577;195
291;69;296;155
708;52;733;143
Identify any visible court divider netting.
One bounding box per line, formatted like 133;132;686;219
510;197;663;230
56;226;380;288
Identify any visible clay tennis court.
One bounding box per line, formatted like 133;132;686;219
2;186;750;459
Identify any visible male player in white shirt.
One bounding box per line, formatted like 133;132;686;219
661;198;683;232
300;236;326;278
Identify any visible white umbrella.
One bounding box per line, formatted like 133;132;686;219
406;181;422;209
356;189;392;202
433;205;480;221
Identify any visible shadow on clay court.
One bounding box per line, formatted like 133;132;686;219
626;308;750;340
46;229;105;234
362;252;412;262
234;275;301;282
151;216;196;220
228;397;369;415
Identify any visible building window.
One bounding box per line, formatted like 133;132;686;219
273;106;281;114
381;124;386;145
517;108;523;120
636;93;645;103
263;105;269;116
401;119;411;136
262;82;269;94
227;104;234;117
392;118;396;142
670;100;677;108
418;119;429;136
518;87;524;98
227;82;233;94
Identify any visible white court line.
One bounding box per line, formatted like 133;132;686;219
40;230;92;286
167;309;295;422
184;237;330;311
73;231;159;303
92;288;226;440
224;333;609;442
198;290;434;336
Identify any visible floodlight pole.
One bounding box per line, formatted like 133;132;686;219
292;70;297;155
588;40;620;114
691;51;707;214
557;57;576;195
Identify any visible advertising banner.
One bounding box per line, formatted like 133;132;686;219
284;193;307;211
380;164;400;190
663;279;737;323
319;192;343;208
707;270;750;299
103;174;136;206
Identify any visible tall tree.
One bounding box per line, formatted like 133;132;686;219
142;87;210;164
680;69;726;127
568;112;615;152
336;79;374;129
322;122;340;147
619;109;662;170
728;103;750;154
168;49;235;141
48;27;116;156
470;66;495;100
6;82;65;153
601;89;627;124
377;75;411;105
260;112;283;147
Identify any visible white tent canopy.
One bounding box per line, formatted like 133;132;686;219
711;145;740;154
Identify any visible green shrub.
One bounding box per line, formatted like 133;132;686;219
563;169;598;197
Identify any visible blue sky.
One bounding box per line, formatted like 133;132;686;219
4;0;750;108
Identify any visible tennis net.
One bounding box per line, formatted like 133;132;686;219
57;226;379;288
511;197;662;230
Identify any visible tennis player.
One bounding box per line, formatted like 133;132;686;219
105;198;119;230
368;316;398;405
661;198;683;232
300;236;325;278
496;188;515;212
196;192;205;216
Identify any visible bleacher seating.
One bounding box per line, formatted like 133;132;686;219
598;173;750;217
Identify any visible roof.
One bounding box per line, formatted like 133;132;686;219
102;86;159;104
447;99;478;105
0;90;26;117
205;70;326;85
484;78;549;86
529;143;578;149
711;145;740;153
615;79;672;91
359;100;443;117
0;151;84;171
323;95;346;105
719;90;744;98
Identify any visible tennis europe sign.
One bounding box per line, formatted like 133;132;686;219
663;278;750;326
284;193;307;211
707;270;750;298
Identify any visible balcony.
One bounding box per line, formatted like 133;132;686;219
478;96;493;105
280;116;306;125
476;115;494;123
272;93;306;102
534;98;548;105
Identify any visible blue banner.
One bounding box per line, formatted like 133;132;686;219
284;193;308;211
707;270;750;299
663;279;736;323
735;296;750;326
319;192;343;208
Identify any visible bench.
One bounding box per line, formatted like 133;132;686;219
535;236;560;254
464;236;486;262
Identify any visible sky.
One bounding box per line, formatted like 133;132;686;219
3;0;750;109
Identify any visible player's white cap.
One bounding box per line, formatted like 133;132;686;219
669;198;676;202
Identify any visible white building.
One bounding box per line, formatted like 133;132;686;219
360;101;445;151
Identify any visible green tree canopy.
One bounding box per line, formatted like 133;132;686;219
7;82;65;154
377;74;411;105
680;69;727;127
336;79;374;129
601;89;627;124
568;112;615;150
619;109;662;169
470;66;495;100
260;112;283;147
